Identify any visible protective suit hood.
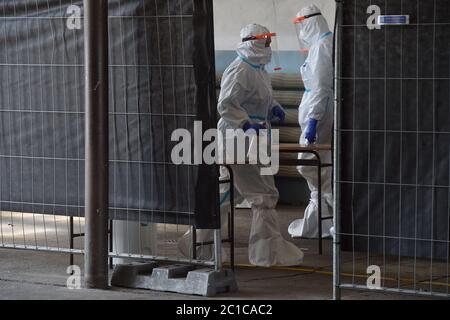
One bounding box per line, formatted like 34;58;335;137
236;24;273;66
295;5;331;50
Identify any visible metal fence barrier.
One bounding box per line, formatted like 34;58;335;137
0;0;224;291
334;0;450;299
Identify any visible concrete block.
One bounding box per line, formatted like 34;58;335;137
111;262;237;297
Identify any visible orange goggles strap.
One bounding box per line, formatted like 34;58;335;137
242;32;276;42
293;12;321;24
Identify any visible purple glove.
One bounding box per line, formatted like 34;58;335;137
271;105;286;124
304;119;318;144
243;121;266;134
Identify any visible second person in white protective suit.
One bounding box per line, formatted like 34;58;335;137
288;5;334;239
178;23;304;267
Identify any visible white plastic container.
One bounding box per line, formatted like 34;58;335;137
112;221;158;265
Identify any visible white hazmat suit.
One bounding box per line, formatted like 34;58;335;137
178;24;304;267
288;5;334;239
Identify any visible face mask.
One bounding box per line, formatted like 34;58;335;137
252;41;273;65
239;32;281;70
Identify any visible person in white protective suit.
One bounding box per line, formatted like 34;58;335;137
288;5;334;239
178;23;304;267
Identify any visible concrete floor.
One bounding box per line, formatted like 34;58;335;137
0;206;445;300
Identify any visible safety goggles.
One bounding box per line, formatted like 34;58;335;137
292;12;322;25
242;32;277;42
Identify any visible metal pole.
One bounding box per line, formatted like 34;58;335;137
109;219;114;270
192;226;197;260
84;0;109;289
69;216;74;268
317;158;323;255
333;0;343;301
214;229;222;272
229;167;235;271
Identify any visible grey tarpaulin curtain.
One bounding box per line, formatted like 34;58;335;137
0;0;219;229
338;0;450;259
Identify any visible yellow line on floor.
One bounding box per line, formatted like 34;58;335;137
227;263;450;288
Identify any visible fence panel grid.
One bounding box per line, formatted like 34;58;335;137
335;0;450;299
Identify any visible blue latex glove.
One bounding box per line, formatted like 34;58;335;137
243;121;266;134
271;105;286;124
304;119;318;144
